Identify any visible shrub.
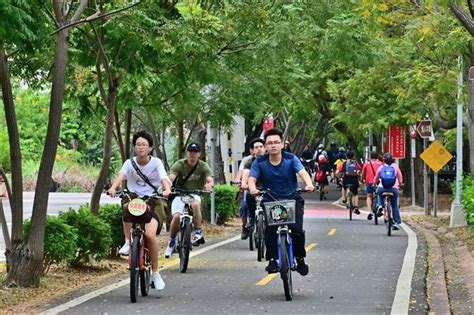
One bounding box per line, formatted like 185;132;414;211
98;203;124;256
23;216;78;273
211;184;239;224
58;206;112;267
461;176;474;229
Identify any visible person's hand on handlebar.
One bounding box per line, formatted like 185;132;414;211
204;183;213;192
162;188;172;198
249;188;260;197
107;187;117;197
304;184;315;192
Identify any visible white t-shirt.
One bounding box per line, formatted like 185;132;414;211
120;156;168;197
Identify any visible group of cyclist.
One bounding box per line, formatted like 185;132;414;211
107;131;214;292
106;129;403;294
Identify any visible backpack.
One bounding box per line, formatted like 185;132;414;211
318;155;328;164
315;169;326;182
344;160;358;176
380;165;396;188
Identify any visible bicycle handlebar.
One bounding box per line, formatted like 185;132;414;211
171;188;211;196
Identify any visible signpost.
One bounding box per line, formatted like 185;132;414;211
420;141;453;217
416;119;432;138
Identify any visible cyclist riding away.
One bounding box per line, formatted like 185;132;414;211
107;131;171;291
314;154;330;199
373;152;404;230
361;151;383;220
235;147;255;240
299;145;314;176
248;128;315;276
165;143;214;258
240;138;266;237
336;151;362;214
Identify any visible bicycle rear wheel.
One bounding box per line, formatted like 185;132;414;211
386;198;392;236
179;219;192;273
257;213;265;262
140;247;151;297
279;234;292;301
130;235;140;303
373;194;378;225
348;191;353;221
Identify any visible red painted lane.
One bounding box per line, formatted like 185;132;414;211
304;202;367;220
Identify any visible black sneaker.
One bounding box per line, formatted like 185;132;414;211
265;259;278;274
341;199;347;204
241;226;249;240
354;207;360;215
377;206;383;217
367;213;373;220
295;258;309;276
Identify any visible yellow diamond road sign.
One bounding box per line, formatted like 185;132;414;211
419;140;453;173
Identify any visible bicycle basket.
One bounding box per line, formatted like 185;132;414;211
263;199;296;226
123;198;152;223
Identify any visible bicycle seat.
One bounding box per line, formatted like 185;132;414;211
382;192;394;197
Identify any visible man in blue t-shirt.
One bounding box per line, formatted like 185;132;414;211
248;128;315;276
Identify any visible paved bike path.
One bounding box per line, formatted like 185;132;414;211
45;214;412;314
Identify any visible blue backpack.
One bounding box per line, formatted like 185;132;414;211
344;159;359;176
380;165;396;188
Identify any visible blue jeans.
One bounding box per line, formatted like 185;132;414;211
376;187;401;224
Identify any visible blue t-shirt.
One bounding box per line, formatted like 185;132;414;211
249;152;304;200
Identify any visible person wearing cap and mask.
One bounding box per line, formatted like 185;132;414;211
164;142;214;258
373;153;404;230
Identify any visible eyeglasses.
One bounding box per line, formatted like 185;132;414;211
265;141;282;146
135;143;149;148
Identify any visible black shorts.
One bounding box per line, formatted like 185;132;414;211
343;177;359;195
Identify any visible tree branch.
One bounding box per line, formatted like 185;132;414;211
449;1;474;36
52;1;142;35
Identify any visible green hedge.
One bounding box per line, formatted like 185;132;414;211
23;215;78;274
98;203;124;255
58;206;112;267
211;184;239;224
461;176;474;229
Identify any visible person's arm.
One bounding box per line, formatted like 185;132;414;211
396;164;403;186
107;173;126;197
360;163;367;182
204;176;214;191
298;169;315;191
241;169;250;190
248;176;259;196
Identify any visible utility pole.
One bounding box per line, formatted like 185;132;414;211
450;58;467;227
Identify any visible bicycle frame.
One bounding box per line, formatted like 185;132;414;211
277;226;294;270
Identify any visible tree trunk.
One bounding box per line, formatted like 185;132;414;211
114;110;126;163
177;121;185;159
0;49;23;246
125;109;132;160
467;63;474;175
90;88;117;214
6;28;70;287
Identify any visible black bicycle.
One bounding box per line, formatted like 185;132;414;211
346;184;355;221
115;190;164;303
382;191;394;236
370;185;379;225
253;192;266;262
171;188;209;273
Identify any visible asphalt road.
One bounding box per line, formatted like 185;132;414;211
39;184;417;314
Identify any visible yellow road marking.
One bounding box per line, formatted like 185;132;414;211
328;228;336;236
256;242;318;286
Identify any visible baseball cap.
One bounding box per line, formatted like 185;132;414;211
187;142;201;152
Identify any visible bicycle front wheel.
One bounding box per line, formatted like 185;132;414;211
249;224;254;251
279;234;293;301
130;235;140;303
348;192;353;221
140;247;151;297
257;213;265;262
179;220;192;273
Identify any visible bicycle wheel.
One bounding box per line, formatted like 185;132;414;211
386;198;392;236
319;186;323;201
130;234;140;303
348;191;353;221
279;234;293;301
373;193;378;225
140;247;151;297
257;213;265;262
249;223;254;251
179;219;192;273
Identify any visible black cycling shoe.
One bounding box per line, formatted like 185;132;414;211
241;226;249;240
265;259;278;274
377;206;383;217
354;207;360;215
295;258;309;276
367;213;373;220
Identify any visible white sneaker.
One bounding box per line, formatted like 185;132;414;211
164;239;176;258
119;241;130;255
192;233;205;246
152;271;165;290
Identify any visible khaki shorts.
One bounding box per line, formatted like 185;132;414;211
122;194;167;235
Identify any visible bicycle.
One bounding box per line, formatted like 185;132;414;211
263;189;309;301
382;192;394;236
171;188;209;273
369;185;379;225
115;190;164;303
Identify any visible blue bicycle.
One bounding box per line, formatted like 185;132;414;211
263;189;309;301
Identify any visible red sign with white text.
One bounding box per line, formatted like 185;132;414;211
263;118;274;132
389;125;406;159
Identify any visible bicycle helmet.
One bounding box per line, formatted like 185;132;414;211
383;152;394;164
318;144;324;149
338;146;345;152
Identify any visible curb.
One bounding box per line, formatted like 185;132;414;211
408;221;451;314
